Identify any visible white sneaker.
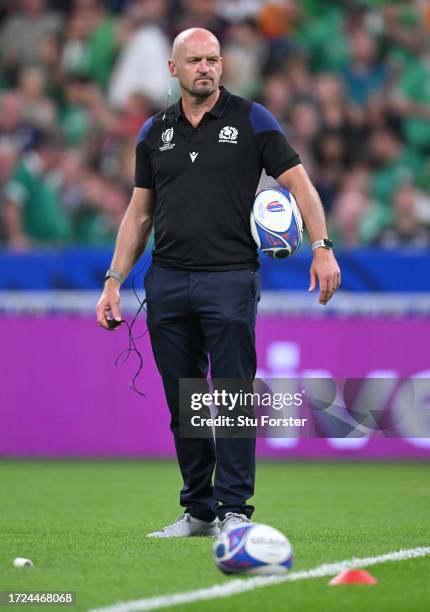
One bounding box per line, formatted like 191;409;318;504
147;513;219;538
219;512;251;534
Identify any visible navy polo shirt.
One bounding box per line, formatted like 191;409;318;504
135;86;300;271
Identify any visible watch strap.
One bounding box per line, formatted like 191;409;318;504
312;239;333;251
105;268;125;285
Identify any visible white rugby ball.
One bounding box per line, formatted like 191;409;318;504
213;523;293;575
251;187;303;258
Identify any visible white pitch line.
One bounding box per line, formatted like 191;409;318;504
89;546;430;612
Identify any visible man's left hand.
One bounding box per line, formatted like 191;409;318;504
308;249;341;305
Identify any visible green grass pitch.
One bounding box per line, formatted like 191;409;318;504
1;461;429;611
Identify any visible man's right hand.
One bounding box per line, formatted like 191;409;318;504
95;187;153;330
96;279;122;330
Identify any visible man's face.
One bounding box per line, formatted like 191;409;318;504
169;37;222;98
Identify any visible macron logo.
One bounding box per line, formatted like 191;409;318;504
189;152;199;163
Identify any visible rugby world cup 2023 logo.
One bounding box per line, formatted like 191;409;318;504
159;127;175;151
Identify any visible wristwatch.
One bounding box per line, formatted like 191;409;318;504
312;238;333;251
105;268;125;285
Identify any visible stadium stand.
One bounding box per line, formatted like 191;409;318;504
0;0;429;263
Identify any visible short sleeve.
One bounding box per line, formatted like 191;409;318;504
5;163;30;205
135;116;154;188
250;103;300;179
5;180;28;205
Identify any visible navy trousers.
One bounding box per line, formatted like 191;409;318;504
144;264;260;521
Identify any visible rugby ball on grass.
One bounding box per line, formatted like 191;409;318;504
213;523;293;575
251;187;303;258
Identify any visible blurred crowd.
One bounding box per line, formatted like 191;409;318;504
0;0;430;250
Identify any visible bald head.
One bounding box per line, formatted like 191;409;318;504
169;28;223;100
172;28;220;62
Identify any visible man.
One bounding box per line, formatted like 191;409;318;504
4;132;72;249
0;0;63;71
96;28;340;537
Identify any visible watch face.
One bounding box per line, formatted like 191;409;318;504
324;239;333;249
